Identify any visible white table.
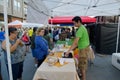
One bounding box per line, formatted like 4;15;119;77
33;58;80;80
33;46;80;80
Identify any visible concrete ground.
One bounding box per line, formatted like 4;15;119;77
22;52;37;80
86;54;120;80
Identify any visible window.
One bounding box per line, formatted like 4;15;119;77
0;0;3;5
14;0;21;12
18;2;21;11
0;0;9;6
24;7;27;14
7;0;9;7
14;0;18;11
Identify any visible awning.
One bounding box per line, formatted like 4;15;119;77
49;16;96;24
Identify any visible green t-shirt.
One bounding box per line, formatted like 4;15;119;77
76;25;90;49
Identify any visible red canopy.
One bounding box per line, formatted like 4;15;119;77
49;16;96;24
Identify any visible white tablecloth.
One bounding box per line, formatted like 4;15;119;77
33;59;80;80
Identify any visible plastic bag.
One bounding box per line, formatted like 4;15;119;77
87;46;95;61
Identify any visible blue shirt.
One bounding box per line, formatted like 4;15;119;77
34;36;49;60
0;32;5;41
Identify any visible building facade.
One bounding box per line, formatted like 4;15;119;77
0;0;25;22
97;16;119;23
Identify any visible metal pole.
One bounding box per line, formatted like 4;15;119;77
50;10;53;28
3;0;13;80
51;17;53;28
116;9;120;53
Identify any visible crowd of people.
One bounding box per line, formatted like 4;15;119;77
0;16;94;80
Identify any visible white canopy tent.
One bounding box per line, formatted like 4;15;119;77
26;0;120;22
27;0;120;52
25;0;49;24
8;20;44;28
22;23;44;28
41;0;120;16
8;20;22;25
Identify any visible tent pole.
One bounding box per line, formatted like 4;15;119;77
50;10;53;33
50;11;53;28
3;0;13;80
116;9;120;53
51;17;53;28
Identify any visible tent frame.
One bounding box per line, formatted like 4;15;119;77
4;0;13;80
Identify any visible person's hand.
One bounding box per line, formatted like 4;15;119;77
49;51;54;56
49;52;54;56
16;39;21;44
48;49;54;56
48;49;52;52
19;41;24;47
64;50;70;57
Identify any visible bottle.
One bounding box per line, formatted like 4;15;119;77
65;42;68;47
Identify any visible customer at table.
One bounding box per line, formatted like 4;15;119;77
34;28;49;67
2;27;26;80
65;16;90;80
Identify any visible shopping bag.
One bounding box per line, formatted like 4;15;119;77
87;46;95;61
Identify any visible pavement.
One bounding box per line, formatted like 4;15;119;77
1;47;120;80
22;52;37;80
86;54;120;80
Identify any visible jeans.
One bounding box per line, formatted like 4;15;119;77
0;51;9;80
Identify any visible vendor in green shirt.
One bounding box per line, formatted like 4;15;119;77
76;25;90;49
65;16;90;80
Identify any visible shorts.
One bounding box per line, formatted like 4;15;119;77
78;46;90;70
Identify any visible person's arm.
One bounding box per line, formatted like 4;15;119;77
2;39;21;53
65;26;83;57
19;40;24;47
65;37;80;56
